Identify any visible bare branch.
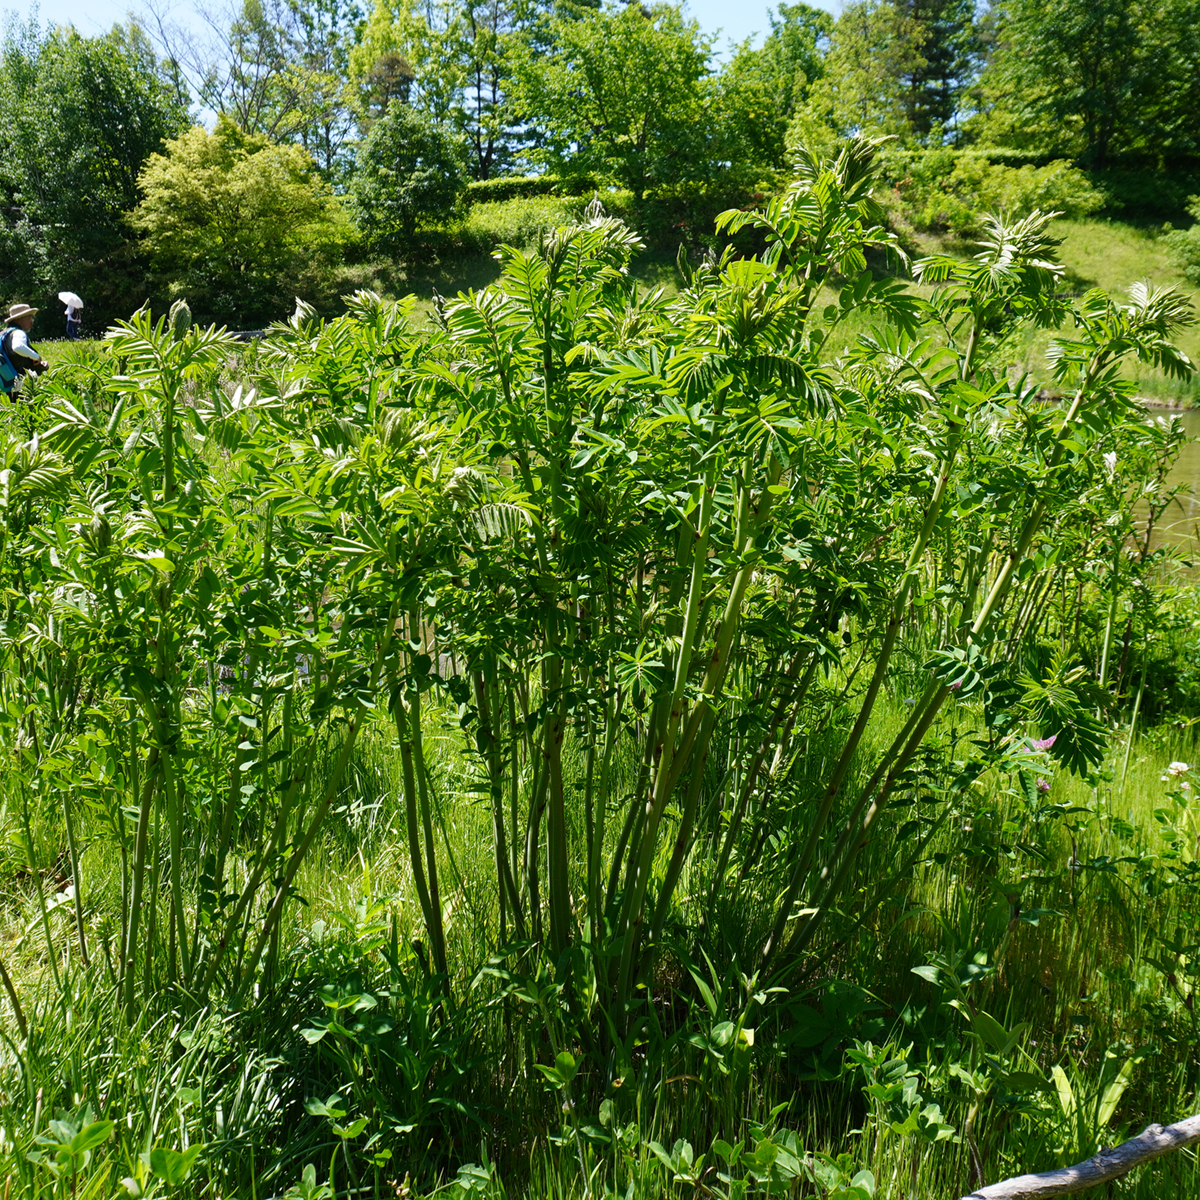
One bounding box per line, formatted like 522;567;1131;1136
960;1114;1200;1200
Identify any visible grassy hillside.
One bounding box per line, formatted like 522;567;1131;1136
1047;220;1200;405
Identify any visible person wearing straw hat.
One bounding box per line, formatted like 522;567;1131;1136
0;303;49;398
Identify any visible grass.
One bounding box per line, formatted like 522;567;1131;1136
1044;220;1200;405
3;677;1199;1198
349;195;687;328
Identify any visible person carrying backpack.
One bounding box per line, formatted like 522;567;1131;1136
0;303;49;398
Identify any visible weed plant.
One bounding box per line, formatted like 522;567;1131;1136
1;141;1199;1199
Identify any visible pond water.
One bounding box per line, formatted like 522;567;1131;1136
1141;407;1200;553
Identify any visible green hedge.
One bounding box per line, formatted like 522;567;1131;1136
598;177;779;250
452;195;588;252
974;147;1062;169
463;174;598;206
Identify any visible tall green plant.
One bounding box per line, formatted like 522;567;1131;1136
6;140;1194;1078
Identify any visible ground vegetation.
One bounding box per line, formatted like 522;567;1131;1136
2;140;1200;1198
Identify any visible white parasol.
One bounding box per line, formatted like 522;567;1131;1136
58;291;84;309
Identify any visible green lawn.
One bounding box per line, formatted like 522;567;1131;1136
40;337;106;369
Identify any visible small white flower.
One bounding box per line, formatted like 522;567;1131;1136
1168;761;1190;778
1182;781;1192;791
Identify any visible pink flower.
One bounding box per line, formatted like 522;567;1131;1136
1036;778;1051;793
950;679;962;691
1030;735;1057;751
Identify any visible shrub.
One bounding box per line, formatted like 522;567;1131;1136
612;177;779;250
348;105;466;252
1162;197;1200;286
1090;170;1200;222
450;179;773;260
132;114;351;326
878;147;1106;236
453;195;587;253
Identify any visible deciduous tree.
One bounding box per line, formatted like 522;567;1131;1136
787;0;927;155
346;102;466;249
349;0;541;179
507;1;714;200
132;114;350;324
716;2;832;168
0;21;187;325
976;0;1200;171
149;0;365;179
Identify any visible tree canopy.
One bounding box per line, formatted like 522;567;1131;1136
132;115;350;324
508;2;714;200
790;0;929;149
717;2;833;168
348;0;541;179
0;21;186;322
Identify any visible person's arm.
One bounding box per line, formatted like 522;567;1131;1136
8;330;48;371
7;330;38;361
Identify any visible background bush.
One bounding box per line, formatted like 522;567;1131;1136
878;146;1106;236
462;174;596;205
452;194;587;252
1163;197;1200;285
348;104;466;254
133;114;352;327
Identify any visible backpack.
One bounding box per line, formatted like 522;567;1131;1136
0;330;17;394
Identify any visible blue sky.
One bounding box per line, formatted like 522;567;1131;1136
31;0;839;51
28;0;140;37
689;0;838;53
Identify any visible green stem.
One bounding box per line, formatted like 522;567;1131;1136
0;951;26;1039
763;423;965;963
409;680;447;977
233;712;366;1002
20;786;61;993
782;363;1111;962
1119;658;1148;798
616;462;777;1010
59;791;89;968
